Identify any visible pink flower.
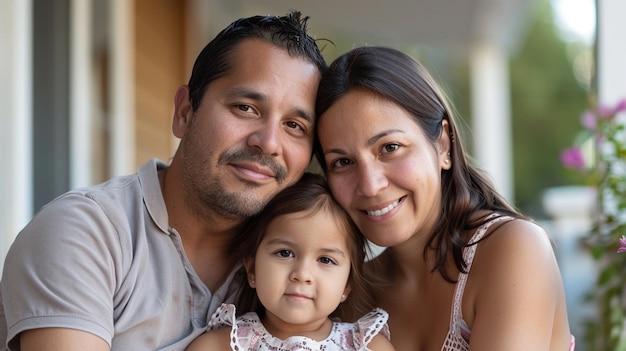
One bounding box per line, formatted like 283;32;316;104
580;110;597;130
614;98;626;114
618;236;626;253
596;99;626;121
597;104;614;119
560;147;586;170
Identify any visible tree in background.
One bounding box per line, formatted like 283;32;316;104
509;0;590;216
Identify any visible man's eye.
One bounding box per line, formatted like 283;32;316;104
285;121;304;131
236;104;254;113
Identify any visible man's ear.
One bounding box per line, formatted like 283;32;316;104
172;85;193;139
243;258;256;288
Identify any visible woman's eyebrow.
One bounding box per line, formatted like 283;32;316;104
367;129;405;146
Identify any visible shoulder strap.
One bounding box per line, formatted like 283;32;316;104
448;214;513;331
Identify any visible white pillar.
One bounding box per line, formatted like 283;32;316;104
70;0;93;188
109;0;135;176
470;42;514;201
542;186;596;343
597;0;626;105
0;0;33;272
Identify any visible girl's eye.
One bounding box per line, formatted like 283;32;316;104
275;249;293;258
382;143;400;154
318;256;337;265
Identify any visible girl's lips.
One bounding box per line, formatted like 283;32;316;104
285;293;311;300
365;197;404;217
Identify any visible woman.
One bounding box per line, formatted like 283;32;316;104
314;46;574;351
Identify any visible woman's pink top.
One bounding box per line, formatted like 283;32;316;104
441;214;575;351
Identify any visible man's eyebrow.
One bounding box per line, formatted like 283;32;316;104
224;87;313;124
224;87;267;101
295;108;314;125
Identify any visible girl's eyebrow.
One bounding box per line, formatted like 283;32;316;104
265;238;294;246
319;247;346;258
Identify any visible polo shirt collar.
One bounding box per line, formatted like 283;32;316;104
138;158;170;234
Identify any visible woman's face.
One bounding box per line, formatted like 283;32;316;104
317;89;451;248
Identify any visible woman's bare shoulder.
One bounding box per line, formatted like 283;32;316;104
469;216;565;305
479;217;555;258
465;217;569;350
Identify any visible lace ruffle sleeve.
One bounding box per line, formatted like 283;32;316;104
207;303;236;331
353;308;391;349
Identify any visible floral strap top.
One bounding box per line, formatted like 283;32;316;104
207;303;391;351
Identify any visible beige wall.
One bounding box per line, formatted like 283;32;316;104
134;0;186;166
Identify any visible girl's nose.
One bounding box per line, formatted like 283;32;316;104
289;261;313;283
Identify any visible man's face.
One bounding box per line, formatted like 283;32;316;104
175;39;321;218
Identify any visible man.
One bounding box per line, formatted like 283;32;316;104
0;10;326;350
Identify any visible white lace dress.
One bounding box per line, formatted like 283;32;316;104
207;303;391;351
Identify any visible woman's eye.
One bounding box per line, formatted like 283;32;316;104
275;249;293;258
319;256;336;265
329;158;352;169
382;143;400;154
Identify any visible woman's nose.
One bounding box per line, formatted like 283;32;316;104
357;161;388;196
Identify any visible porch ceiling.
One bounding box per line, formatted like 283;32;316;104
208;0;535;57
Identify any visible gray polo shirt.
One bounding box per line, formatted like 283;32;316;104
0;159;241;350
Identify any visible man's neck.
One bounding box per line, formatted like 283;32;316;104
158;167;242;291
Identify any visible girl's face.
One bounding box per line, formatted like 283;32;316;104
318;89;450;248
246;207;352;333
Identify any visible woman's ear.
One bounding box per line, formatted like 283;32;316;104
438;120;452;170
243;258;256;288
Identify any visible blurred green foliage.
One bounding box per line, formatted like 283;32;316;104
509;0;590;216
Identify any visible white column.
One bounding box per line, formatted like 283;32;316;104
0;0;33;272
109;0;135;176
597;0;626;105
469;42;514;201
70;0;93;188
542;186;596;342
